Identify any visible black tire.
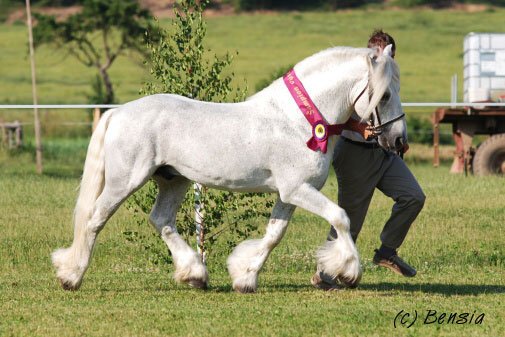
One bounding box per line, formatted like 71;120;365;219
473;133;505;176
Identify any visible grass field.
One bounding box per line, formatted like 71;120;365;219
0;142;504;336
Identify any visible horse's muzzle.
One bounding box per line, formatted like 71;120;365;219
394;136;405;151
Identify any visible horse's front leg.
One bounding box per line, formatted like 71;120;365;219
227;197;295;293
280;183;362;287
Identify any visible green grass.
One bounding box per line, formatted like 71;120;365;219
0;141;504;336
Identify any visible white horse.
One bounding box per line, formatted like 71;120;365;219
52;46;406;293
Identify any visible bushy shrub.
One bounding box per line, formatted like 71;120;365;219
393;0;505;8
231;0;377;11
407;116;452;145
255;64;293;92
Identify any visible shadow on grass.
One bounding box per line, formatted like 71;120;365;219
208;283;313;293
42;168;83;180
354;282;505;296
0;167;82;180
227;281;505;295
72;278;505;296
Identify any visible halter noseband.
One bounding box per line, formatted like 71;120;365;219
352;83;405;140
368;108;405;137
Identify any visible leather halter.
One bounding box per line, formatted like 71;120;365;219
352;83;405;140
368;108;405;137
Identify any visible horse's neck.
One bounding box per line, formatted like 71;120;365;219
293;54;366;124
248;50;369;126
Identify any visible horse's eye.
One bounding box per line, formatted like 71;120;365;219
381;92;391;102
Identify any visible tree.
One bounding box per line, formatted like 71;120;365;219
125;0;274;267
141;0;244;102
33;0;159;104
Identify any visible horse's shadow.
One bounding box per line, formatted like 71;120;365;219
89;280;505;296
238;282;505;296
358;282;505;296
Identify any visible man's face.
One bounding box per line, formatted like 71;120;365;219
369;43;395;59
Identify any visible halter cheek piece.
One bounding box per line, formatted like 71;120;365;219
352;84;405;140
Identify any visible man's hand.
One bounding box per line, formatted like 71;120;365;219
364;126;375;141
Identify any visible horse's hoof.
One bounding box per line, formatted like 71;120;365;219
233;283;257;294
187;278;208;290
58;278;81;291
337;275;361;289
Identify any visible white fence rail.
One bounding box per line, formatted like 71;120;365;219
0;105;120;109
2;102;504;131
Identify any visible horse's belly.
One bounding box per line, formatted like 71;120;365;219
169;157;278;193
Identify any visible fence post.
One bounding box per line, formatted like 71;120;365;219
433;109;440;167
92;107;101;132
25;0;43;174
0;120;6;148
451;74;458;109
14;120;23;147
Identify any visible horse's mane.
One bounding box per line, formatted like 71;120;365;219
250;46;399;121
365;50;399;120
301;47;399;121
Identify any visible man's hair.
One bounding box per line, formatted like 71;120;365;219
367;29;396;54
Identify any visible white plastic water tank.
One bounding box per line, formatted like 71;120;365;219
464;33;505;102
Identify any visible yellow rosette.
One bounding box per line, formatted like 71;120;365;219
314;123;327;141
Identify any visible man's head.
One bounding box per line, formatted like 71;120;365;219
367;29;396;59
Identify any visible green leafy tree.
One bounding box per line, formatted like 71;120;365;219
33;0;159;104
125;0;274;268
141;0;244;101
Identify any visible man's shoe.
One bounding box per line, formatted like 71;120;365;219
373;249;417;277
310;272;342;291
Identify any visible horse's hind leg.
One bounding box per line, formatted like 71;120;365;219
227;197;295;293
51;155;156;290
150;175;208;289
53;181;146;290
280;183;362;287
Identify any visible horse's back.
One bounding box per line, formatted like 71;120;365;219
103;94;286;191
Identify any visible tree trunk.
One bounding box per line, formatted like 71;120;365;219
99;67;114;104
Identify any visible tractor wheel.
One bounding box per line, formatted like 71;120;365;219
472;133;505;176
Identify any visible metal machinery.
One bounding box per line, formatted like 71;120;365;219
433;33;505;175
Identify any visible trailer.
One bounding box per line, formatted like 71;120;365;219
433;106;505;175
433;33;505;176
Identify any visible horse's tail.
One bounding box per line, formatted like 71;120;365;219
51;108;115;289
73;109;114;231
51;110;113;290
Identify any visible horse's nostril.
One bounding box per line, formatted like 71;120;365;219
395;137;404;149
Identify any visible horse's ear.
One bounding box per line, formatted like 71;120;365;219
383;44;393;57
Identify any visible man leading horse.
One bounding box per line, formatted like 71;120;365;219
312;29;426;290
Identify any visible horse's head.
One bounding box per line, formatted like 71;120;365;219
353;45;407;152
